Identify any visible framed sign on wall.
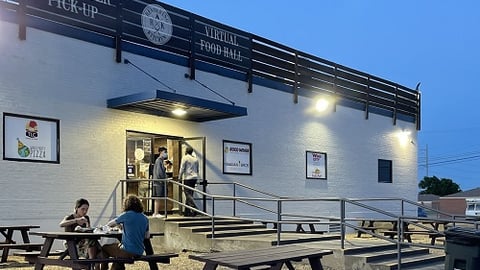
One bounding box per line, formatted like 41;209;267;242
3;113;60;163
223;140;252;175
306;151;327;179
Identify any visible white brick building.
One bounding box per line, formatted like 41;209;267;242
0;1;419;232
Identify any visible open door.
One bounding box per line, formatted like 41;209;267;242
178;137;206;212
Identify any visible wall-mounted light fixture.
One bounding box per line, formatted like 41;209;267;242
397;130;412;146
315;97;331;112
172;108;187;116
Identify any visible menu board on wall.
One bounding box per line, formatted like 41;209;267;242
306;151;327;179
223;140;252;175
3;113;60;163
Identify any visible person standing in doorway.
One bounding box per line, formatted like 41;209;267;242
178;146;199;216
152;146;168;217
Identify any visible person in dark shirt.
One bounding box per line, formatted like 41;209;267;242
59;198;101;262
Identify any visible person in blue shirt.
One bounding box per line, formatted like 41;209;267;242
102;195;149;270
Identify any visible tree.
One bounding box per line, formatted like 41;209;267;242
418;176;461;196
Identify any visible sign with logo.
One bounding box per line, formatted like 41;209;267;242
223;140;252;175
306;151;327;179
141;4;173;46
3;113;60;163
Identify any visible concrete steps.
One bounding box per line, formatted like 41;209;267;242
160;216;341;251
167;216;281;238
154;216;445;269
344;244;445;270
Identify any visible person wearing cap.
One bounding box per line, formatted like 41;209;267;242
152;146;168;217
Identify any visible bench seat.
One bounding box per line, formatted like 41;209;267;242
136;253;178;263
148;232;164;237
0;243;43;250
13;249;66;264
383;230;444;244
72;253;178;270
356;226;382;237
35;257;136;270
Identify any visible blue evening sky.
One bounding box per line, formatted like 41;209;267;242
161;1;480;191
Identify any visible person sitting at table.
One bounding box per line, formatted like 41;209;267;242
59;198;102;264
102;194;149;270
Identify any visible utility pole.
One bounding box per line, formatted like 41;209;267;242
425;144;429;177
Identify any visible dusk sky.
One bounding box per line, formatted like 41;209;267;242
161;1;480;191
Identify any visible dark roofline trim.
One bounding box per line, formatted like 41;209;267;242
1;4;418;125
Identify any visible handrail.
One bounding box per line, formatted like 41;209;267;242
114;179;479;270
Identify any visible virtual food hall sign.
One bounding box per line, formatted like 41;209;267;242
140;3;251;68
195;22;250;66
22;1;252;69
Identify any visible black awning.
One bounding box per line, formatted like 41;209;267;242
107;90;247;122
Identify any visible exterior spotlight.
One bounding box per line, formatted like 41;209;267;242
172;108;187;116
315;98;330;112
397;130;411;146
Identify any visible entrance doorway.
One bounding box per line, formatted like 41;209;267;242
126;131;205;215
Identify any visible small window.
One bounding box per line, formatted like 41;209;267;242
378;159;392;183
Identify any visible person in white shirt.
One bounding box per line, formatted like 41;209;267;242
178;146;199;216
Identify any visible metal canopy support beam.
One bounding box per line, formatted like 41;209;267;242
293;51;299;104
393;86;398;126
18;0;26;40
416;83;422;131
188;16;196;80
115;1;123;63
333;65;338;112
247;39;253;93
365;77;370;120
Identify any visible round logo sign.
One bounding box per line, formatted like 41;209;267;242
141;4;173;46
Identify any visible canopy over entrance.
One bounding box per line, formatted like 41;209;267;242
107;90;248;122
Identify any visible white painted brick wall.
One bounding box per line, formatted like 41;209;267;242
0;21;418;234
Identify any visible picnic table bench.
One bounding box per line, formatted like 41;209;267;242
382;220;448;245
355;219;397;238
189;244;333;270
13;249;66;264
30;231;177;270
35;253;178;270
383;230;444;245
0;225;42;262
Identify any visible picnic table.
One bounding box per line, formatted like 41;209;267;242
355;219;398;238
29;231;176;270
382;220;449;245
189;244;333;270
0;225;42;262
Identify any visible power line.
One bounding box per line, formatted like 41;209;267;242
419;155;480;167
418;148;480;169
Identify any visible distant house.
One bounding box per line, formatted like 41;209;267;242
418;193;440;209
418;194;440;217
438;188;480;216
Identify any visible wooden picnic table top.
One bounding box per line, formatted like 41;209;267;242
0;225;41;263
0;225;41;230
189;244;333;270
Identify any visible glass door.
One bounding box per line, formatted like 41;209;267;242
177;137;206;212
126;131;184;215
